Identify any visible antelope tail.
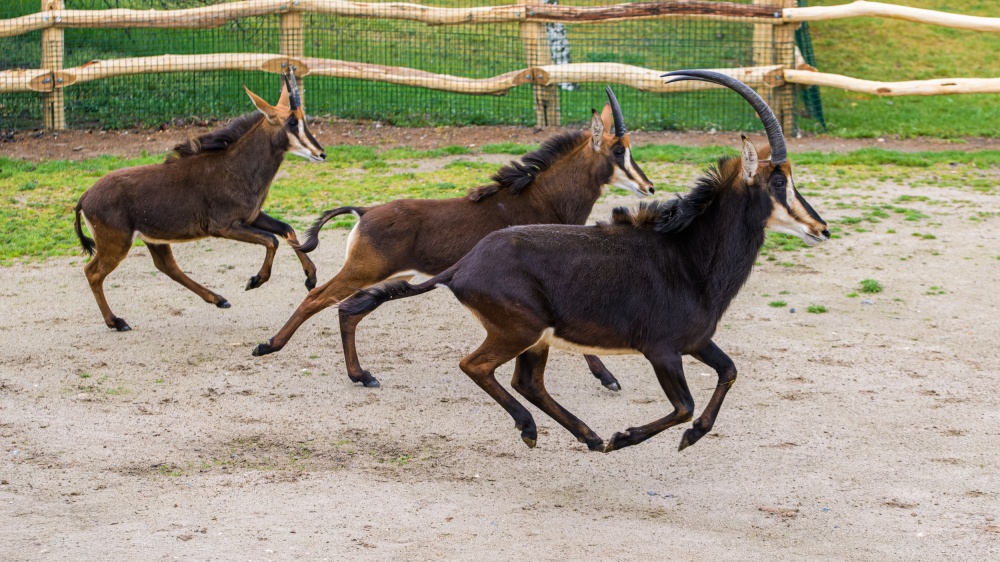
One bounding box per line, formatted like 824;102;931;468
74;203;96;257
297;206;366;253
338;270;454;318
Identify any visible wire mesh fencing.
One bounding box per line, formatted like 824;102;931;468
1;0;818;133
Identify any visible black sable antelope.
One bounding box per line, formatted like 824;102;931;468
74;71;326;331
253;87;654;392
337;71;830;453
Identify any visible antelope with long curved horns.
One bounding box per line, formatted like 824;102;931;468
336;71;829;453
74;70;326;332
253;87;654;393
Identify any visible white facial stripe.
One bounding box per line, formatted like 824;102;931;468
768;198;822;246
623;148;636;177
610;166;645;196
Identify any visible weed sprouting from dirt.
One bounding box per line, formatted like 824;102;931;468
859;279;883;294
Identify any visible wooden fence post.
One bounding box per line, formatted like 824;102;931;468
41;0;65;130
519;0;559;128
773;0;799;134
279;5;305;101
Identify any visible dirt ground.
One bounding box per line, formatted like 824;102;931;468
2;135;1000;560
4;119;1000;162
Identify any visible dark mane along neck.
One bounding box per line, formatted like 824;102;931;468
468;131;586;201
612;156;770;316
166;112;265;162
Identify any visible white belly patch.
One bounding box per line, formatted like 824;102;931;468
533;327;639;356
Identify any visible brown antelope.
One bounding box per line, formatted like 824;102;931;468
337;71;830;453
252;88;654;392
73;71;326;331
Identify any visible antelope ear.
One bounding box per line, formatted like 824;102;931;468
600;103;614;136
244;85;279;124
741;134;758;182
591;108;604;151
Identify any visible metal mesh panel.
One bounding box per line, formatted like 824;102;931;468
795;0;825;131
1;0;807;131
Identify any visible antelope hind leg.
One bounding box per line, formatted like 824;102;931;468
83;232;132;331
583;354;621;391
514;348;605;451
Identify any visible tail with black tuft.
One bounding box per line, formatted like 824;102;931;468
297;206;365;253
338;271;453;318
74;203;96;257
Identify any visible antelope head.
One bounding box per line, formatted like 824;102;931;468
244;70;327;162
592;87;655;197
663;70;829;246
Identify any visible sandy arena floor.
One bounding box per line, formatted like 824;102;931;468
1;167;1000;560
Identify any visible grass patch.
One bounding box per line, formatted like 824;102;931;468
768;301;787;308
806;305;828;314
3;142;995;264
859;279;883;294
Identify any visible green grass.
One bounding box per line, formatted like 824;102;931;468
768;300;787;308
859;279;883;294
807;0;1000;138
806;305;828;314
3;140;997;264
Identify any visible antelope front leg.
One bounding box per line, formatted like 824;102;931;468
250;212;318;290
212;223;279;290
604;350;694;453
679;340;737;451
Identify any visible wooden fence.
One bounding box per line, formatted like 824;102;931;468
2;0;999;130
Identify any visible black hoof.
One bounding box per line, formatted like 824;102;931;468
586;438;605;452
111;318;131;332
216;299;231;309
251;340;273;357
520;426;538;448
245;275;263;290
305;274;316;291
679;421;707;451
349;370;380;387
604;381;621;392
604;428;642;453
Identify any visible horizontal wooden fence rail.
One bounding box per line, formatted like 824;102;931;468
5;0;1000;38
783;70;1000;97
782;1;1000;32
0;53;784;96
0;1;783;38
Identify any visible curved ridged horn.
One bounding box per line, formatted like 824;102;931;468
284;69;301;111
605;86;626;138
661;70;786;164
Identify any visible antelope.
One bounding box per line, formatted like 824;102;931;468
252;88;654;392
73;71;326;332
337;71;830;453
